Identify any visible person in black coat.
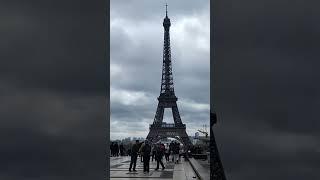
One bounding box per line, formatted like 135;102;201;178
141;140;151;173
139;142;144;162
169;141;174;162
164;143;170;162
174;142;180;163
155;143;165;170
151;144;156;162
119;144;125;156
129;140;140;172
114;143;119;157
110;142;114;156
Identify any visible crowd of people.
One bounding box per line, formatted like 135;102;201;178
110;139;208;174
126;140;185;173
110;142;125;157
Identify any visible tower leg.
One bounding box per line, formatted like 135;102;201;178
172;105;182;125
154;103;164;124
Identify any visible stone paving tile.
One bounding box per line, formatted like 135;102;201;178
110;156;171;179
189;158;209;180
183;160;199;180
173;160;199;180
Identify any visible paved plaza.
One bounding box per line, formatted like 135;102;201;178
110;156;199;180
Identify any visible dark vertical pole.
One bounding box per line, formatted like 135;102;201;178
210;113;226;180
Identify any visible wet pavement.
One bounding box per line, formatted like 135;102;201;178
110;156;199;180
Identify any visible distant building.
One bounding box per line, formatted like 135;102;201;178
121;137;131;144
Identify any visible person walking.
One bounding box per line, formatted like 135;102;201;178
164;143;170;162
169;141;174;162
139;141;144;162
110;142;114;157
116;143;120;156
160;143;165;152
151;144;156;162
155;143;165;171
127;148;131;156
141;140;151;173
129;140;140;172
119;143;124;156
174;142;180;164
179;145;184;162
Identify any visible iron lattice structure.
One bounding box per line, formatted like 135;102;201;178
146;5;192;147
211;112;227;180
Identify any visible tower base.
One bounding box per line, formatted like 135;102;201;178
146;123;192;147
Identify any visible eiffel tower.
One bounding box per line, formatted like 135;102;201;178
146;4;192;147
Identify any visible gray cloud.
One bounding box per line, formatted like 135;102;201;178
110;0;210;140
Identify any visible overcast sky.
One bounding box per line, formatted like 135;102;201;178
110;0;210;140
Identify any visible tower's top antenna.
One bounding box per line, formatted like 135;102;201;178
163;2;171;28
165;3;168;17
